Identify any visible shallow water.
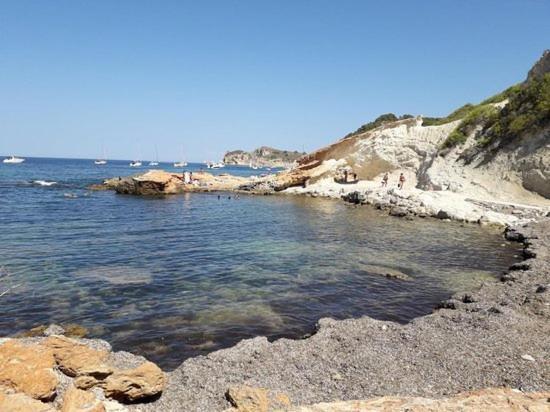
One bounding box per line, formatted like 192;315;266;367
0;157;521;369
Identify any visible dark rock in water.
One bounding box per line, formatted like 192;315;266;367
462;294;476;303
341;191;366;205
374;201;388;210
437;299;458;310
509;262;531;271
389;207;408;217
436;210;451;219
505;227;525;242
500;273;517;282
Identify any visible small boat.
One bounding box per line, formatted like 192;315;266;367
149;146;159;166
94;147;108;165
174;146;187;168
208;161;225;169
129;161;142;167
3;155;25;164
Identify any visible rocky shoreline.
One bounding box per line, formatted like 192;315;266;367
117;218;547;411
2;206;549;411
90;167;550;227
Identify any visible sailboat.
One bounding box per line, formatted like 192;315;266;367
94;146;108;165
3;155;25;164
173;146;188;168
149;146;159;166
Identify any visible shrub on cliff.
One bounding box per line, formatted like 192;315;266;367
441;104;499;148
481;73;550;146
346;113;415;137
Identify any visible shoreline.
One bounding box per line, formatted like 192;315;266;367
132;217;549;411
90;169;550;227
3;216;547;410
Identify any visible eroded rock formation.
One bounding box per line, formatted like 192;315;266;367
0;332;165;411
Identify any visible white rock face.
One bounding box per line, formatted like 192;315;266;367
282;115;550;225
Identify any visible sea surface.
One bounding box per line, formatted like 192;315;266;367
0;157;521;369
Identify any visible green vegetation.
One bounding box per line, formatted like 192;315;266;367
480;84;522;105
481;73;550;146
346;113;415;138
436;75;549;149
422;104;476;127
441;104;499;148
422;84;521;129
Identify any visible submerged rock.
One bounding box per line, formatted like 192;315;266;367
360;264;411;281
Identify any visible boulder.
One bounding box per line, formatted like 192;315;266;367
0;340;58;400
436;210;451;219
61;386;104;412
104;361;165;402
44;336;113;378
226;385;291;412
0;392;56;412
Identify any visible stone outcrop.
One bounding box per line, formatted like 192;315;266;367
0;332;166;411
104;361;165;402
61;386;104;412
106;170;185;195
0;392;56;412
44;336;112;378
96;170;250;195
223;147;305;168
0;340;57;400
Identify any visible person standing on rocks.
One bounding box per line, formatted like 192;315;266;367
398;173;405;189
382;173;388;187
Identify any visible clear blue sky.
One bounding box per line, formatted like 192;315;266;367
1;1;548;162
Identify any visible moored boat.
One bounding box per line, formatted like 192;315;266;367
3;155;25;164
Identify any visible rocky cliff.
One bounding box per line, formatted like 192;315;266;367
255;51;550;218
223;146;305;168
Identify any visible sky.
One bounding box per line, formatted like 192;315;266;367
0;1;549;162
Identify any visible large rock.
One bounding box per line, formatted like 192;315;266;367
61;386;104;412
44;336;113;378
0;340;58;400
288;388;550;411
0;392;56;412
104;361;165;402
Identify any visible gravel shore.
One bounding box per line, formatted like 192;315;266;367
140;218;550;411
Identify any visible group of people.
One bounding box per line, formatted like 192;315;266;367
381;172;406;189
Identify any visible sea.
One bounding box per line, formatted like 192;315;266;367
0;157;521;369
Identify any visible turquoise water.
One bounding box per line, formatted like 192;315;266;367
0;157;520;369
